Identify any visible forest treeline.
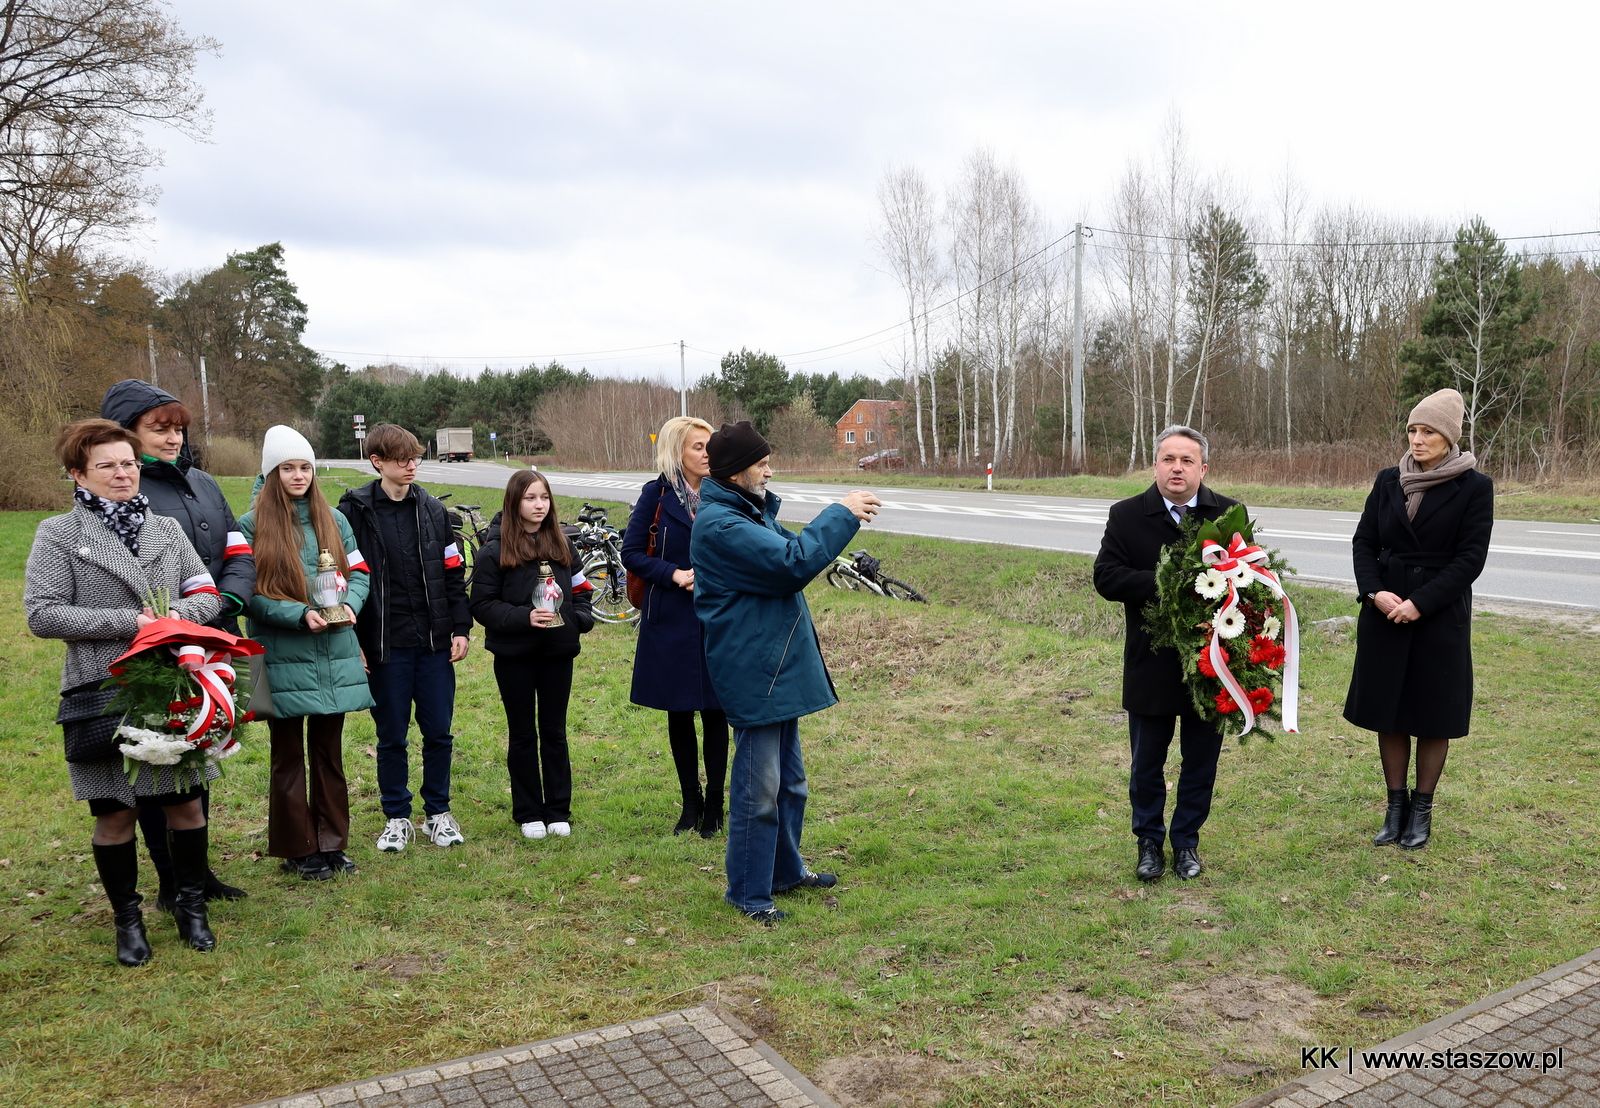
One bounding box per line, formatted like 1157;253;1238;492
874;123;1600;481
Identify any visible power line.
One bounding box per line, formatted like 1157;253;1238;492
1086;224;1600;249
315;341;679;363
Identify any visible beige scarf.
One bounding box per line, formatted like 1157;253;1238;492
1398;446;1477;520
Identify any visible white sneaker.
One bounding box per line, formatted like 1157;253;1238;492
421;812;465;848
547;822;571;837
521;821;547;840
376;817;414;853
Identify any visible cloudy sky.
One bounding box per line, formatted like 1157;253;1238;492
143;1;1600;382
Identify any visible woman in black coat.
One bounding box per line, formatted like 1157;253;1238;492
1344;388;1493;850
470;470;594;841
621;416;728;837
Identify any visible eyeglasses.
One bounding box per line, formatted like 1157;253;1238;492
374;456;420;468
91;461;140;473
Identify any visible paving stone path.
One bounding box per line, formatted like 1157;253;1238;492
240;1006;837;1108
1238;947;1600;1108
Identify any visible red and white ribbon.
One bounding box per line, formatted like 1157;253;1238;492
1200;534;1300;736
173;644;243;756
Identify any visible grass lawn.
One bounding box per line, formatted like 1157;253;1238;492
779;471;1600;524
2;476;1597;1108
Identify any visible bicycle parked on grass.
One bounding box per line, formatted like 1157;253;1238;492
824;549;927;602
438;494;491;583
566;503;639;625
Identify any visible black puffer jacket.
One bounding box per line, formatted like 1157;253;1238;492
99;379;255;631
336;480;471;663
469;515;594;658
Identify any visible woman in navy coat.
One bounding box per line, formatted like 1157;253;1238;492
622;416;728;837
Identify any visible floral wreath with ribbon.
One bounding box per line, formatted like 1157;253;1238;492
102;597;265;786
1144;503;1300;739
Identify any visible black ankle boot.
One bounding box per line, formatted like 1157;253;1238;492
92;841;151;967
699;790;724;839
167;827;216;952
1398;790;1434;850
674;789;704;835
1374;788;1410;846
204;870;248;901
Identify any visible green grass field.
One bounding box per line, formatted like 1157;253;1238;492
779;471;1600;524
2;476;1596;1108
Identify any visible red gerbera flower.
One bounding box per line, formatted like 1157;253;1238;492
1214;690;1239;714
1247;635;1287;670
1198;645;1230;678
1247;687;1274;713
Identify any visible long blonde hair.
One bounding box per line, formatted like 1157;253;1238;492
654;416;714;484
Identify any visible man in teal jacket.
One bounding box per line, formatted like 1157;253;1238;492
691;421;880;924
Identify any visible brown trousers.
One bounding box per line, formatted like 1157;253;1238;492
268;714;349;858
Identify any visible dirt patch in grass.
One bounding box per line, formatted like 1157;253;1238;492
1167;975;1322;1058
814;1052;981;1107
353;953;449;978
700;975;781;1040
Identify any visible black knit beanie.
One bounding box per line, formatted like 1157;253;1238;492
707;421;771;480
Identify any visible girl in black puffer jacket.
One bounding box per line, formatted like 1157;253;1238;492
469;470;594;841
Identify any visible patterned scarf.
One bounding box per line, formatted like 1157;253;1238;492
75;484;149;556
671;475;701;519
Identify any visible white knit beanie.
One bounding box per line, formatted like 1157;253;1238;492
261;425;316;475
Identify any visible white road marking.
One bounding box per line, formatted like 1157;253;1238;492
1527;530;1600;538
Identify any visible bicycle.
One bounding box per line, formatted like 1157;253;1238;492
567;503;639;625
824;549;927;603
437;494;491;584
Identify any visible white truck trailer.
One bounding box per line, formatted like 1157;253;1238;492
437;427;474;462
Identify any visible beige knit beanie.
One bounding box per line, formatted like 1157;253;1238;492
1407;388;1464;445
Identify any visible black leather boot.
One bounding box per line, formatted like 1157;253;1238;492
674;788;704;836
167;827;216;952
1398;790;1433;850
1374;788;1410;846
92;841;151;967
204;871;248;901
699;789;724;839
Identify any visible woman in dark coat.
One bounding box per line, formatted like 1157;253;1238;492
101;379;255;906
1344;388;1493;850
621;416;728;837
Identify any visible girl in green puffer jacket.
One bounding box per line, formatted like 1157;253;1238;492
238;427;373;882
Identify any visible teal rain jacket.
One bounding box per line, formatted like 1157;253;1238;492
690;479;860;729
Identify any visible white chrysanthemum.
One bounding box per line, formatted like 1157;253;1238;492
117;725;192;765
1193;568;1228;600
1262;615;1282;640
212;739;243;761
1215;607;1247;639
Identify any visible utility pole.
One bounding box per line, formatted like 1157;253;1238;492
1071;222;1087;472
146;324;159;388
198;353;212;449
679;339;686;417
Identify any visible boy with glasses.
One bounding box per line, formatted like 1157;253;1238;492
337;425;472;851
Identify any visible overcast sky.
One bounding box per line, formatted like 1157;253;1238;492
143;1;1600;382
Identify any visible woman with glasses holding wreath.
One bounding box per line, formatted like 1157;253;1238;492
25;419;227;966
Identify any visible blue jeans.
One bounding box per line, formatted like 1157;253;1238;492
724;719;810;913
369;647;456;820
1128;709;1223;851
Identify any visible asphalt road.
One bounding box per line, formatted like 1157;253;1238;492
332;460;1600;612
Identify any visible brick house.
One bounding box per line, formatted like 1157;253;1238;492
835;399;903;454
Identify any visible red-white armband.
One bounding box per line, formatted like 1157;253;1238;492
347;547;370;573
571;568;594;594
443;542;463;569
224;530;252;558
180;572;220;597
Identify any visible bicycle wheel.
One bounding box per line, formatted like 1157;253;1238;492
584;554;639;625
826;566;868;592
879;576;927;603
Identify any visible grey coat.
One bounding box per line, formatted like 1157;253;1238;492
25;505;224;803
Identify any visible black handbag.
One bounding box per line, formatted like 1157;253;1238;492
246;653;276;720
57;686;124;763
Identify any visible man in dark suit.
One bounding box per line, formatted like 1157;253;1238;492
1094;426;1241;882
